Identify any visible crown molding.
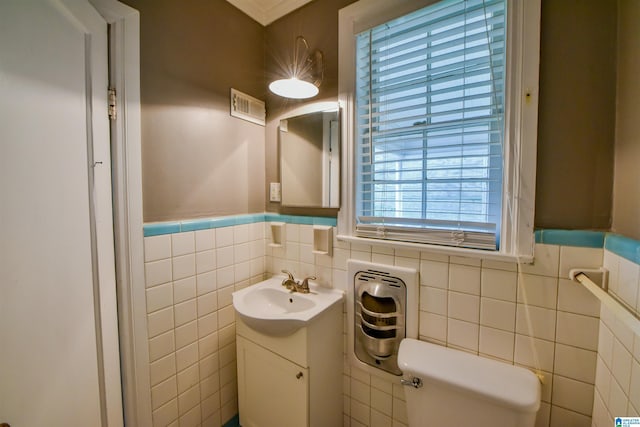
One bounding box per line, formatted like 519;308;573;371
226;0;313;26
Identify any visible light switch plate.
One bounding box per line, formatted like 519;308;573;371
270;182;281;202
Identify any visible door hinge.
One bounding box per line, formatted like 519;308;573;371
108;88;117;120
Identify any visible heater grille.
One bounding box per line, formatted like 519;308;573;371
353;269;407;375
230;88;265;126
347;260;418;379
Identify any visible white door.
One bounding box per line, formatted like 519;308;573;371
0;1;123;426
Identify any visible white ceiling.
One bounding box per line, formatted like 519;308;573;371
226;0;314;26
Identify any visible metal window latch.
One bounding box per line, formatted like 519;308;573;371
400;376;423;388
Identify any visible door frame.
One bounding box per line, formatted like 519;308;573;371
89;1;151;425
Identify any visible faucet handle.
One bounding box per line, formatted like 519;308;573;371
281;269;295;280
281;270;296;289
300;276;316;293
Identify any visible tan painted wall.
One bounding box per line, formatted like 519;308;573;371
121;0;267;222
535;0;617;230
129;0;627;231
611;0;640;239
265;0;620;228
264;0;356;217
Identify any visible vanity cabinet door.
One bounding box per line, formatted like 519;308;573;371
237;336;309;427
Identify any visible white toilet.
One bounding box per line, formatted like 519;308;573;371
398;339;541;427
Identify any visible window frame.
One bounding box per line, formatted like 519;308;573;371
337;0;541;261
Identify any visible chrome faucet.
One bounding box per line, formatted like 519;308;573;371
281;270;316;294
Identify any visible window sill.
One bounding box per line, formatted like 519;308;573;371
336;234;534;264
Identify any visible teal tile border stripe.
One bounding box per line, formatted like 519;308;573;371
143;217;640;266
263;213;337;226
143;221;181;237
222;414;240;427
143;213;337;237
535;229;640;265
605;234;640;265
535;229;605;248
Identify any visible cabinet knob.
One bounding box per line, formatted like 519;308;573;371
296;372;303;379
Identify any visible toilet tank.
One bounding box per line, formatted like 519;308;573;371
398;339;541;427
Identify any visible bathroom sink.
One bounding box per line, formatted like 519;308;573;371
232;276;344;336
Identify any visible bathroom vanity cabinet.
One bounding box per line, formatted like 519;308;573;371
236;301;343;427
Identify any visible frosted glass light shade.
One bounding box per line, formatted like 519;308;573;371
269;77;319;99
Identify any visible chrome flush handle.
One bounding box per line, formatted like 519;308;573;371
400;376;423;389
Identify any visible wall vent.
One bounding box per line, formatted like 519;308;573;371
230;88;265;126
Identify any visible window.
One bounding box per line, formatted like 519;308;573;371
339;0;540;258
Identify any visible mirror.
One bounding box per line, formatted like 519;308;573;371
279;105;340;208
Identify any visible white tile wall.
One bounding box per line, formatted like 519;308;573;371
592;250;640;426
145;224;640;427
144;223;266;427
266;233;605;427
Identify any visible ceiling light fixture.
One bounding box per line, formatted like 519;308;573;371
269;36;324;99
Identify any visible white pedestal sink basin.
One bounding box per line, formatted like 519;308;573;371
232;276;344;336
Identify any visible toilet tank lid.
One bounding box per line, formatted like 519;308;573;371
398;339;541;412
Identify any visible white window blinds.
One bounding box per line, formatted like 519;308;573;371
355;0;506;250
